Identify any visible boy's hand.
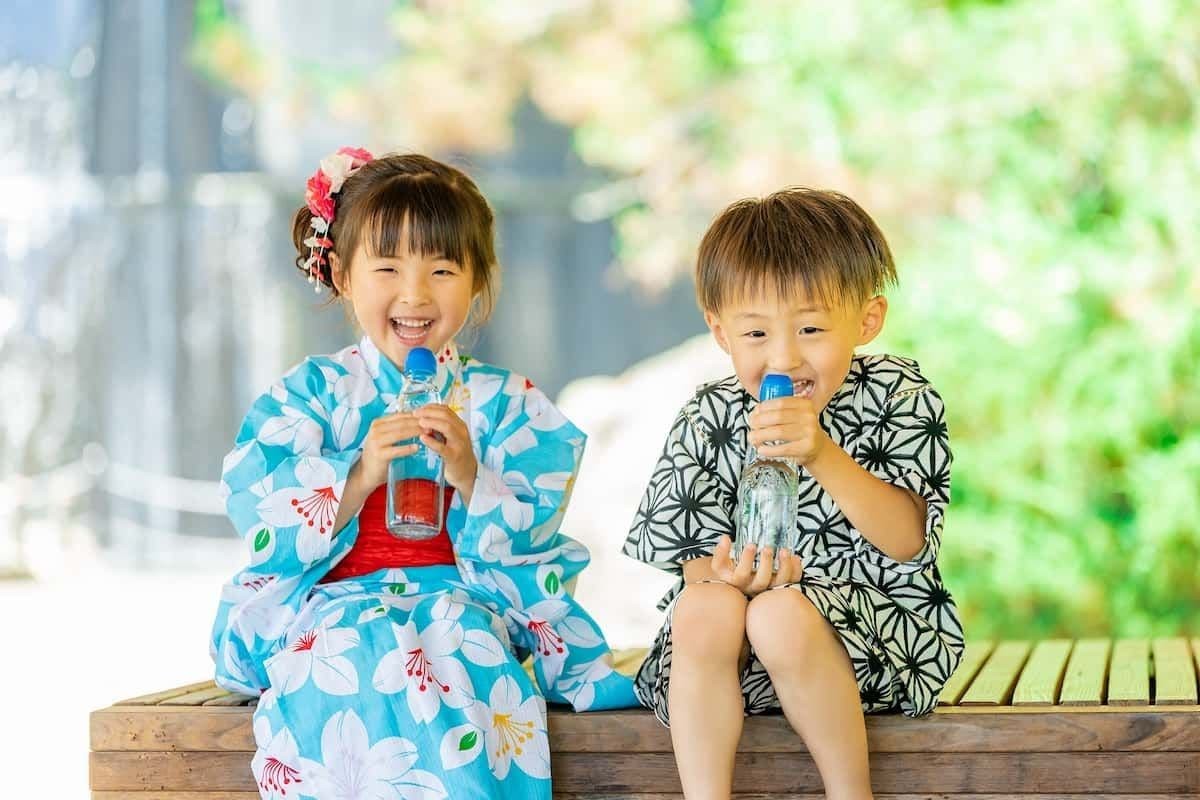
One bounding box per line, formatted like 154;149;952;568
413;404;478;501
710;535;804;596
358;413;424;489
748;396;831;466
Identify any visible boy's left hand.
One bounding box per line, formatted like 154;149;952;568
747;396;830;466
413;404;478;500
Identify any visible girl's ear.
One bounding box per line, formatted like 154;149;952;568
329;251;348;296
857;295;888;345
705;309;733;354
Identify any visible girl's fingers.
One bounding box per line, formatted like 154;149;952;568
379;443;419;460
711;536;734;579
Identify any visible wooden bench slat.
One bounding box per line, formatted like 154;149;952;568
959;640;1030;705
91;703;1200;754
201;691;257;707
1153;637;1198;705
1013;639;1073;706
159;685;240;706
937;640;992;706
1059;638;1111;706
113;681;216;706
1108;638;1151;705
87;795;1200;800
89;750;1200;794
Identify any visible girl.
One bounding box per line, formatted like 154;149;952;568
210;148;637;800
623;188;964;799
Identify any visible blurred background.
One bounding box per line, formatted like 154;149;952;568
2;0;1197;794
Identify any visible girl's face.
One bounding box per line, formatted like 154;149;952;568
333;241;475;370
704;287;887;409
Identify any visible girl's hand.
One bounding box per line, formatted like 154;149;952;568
710;535;804;597
748;396;830;466
358;413;424;489
413;404;478;501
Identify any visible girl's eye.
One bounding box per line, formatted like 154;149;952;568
799;327;823;335
433;268;456;276
375;267;396;273
743;330;766;339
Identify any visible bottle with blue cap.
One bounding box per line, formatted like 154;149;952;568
385;346;446;539
733;373;800;569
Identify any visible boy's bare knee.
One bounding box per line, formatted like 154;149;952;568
671;582;748;661
745;588;827;670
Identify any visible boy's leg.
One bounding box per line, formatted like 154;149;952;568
745;588;873;800
667;581;749;800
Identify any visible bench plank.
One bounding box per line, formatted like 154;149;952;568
159;685;237;707
937;640;992;706
89;751;1200;794
1013;639;1073;706
1059;638;1110;705
88;794;1200;800
1153;637;1198;705
89;704;1200;754
959;640;1030;705
113;681;216;706
1109;638;1150;705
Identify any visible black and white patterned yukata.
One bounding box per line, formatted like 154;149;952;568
622;354;964;725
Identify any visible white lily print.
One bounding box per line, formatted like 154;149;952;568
251;717;305;799
221;573;297;642
330;356;378;450
257;404;324;454
372;595;477;724
438;674;550;780
257;458;341;564
298;710;447;800
267;610;359;697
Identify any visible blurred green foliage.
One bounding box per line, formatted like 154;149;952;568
195;0;1199;637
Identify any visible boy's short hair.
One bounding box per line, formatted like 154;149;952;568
695;187;897;313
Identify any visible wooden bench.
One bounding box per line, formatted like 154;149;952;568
90;638;1200;798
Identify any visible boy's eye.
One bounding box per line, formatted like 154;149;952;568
375;267;396;273
799;327;823;335
743;330;766;339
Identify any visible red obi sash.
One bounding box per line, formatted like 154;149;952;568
322;480;456;582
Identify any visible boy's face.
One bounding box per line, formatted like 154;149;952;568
705;287;887;410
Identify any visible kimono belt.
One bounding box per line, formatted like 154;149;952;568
322;482;457;582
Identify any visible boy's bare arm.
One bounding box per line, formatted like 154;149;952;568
806;443;927;563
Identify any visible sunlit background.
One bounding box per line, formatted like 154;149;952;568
2;0;1197;795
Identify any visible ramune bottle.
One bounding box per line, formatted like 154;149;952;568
733;373;800;569
385;347;445;539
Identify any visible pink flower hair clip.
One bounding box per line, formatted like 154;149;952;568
303;146;374;292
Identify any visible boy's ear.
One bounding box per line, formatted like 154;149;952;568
704;310;733;354
857;295;888;345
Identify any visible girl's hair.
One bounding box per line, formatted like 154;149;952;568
695;187;897;313
290;153;499;324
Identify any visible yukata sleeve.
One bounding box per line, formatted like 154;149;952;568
451;372;638;711
849;368;953;574
210;361;362;693
621;403;737;574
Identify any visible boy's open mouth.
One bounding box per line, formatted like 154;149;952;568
794;379;816;398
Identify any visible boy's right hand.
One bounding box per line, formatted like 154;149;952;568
710;535;804;596
357;413;424;489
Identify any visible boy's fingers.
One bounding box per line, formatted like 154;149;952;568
712;535;733;571
748;547;775;593
731;544;756;586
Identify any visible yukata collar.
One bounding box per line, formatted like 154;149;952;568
358;335;460;401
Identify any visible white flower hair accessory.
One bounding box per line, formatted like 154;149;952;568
302;146;374;292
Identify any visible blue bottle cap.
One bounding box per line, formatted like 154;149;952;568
403;347;437;378
759;373;794;402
